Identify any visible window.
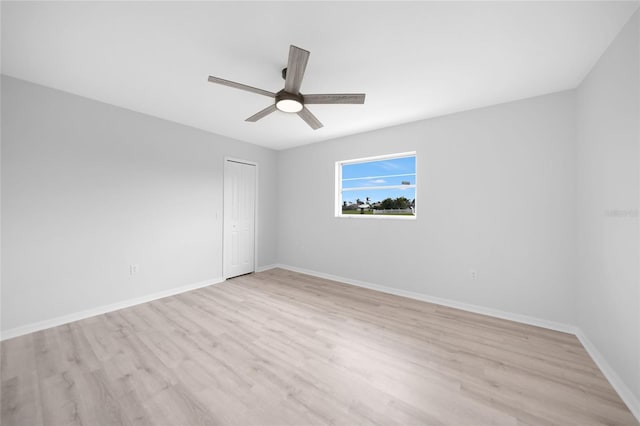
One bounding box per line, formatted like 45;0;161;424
336;152;416;218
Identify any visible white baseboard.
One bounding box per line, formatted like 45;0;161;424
275;264;576;334
0;277;225;341
255;263;279;273
575;329;640;421
273;264;639;423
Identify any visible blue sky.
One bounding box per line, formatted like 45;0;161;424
341;156;416;204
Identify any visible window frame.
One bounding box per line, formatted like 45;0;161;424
335;151;417;220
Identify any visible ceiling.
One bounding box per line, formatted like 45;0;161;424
2;1;639;150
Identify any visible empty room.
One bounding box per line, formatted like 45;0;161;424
1;1;639;425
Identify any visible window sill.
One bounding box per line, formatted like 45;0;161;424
335;214;416;220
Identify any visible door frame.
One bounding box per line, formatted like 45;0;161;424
223;156;259;279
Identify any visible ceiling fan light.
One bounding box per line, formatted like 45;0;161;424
276;98;303;113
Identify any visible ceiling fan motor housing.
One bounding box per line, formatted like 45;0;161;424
275;90;304;113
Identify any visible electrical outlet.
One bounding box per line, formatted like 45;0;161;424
130;264;140;275
470;269;477;280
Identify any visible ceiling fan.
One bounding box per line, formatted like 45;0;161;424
207;45;366;130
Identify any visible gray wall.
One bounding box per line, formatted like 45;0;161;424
278;90;577;325
1;76;278;332
576;10;640;403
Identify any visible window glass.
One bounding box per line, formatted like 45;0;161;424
337;153;416;217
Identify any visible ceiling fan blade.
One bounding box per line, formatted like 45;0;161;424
297;106;323;130
284;45;310;94
245;104;277;122
303;94;366;104
208;76;275;98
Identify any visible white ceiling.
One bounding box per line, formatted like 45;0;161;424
2;1;638;150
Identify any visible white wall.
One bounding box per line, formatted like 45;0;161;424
1;76;278;333
576;9;640;405
278;90;577;325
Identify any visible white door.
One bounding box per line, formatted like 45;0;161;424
224;159;256;278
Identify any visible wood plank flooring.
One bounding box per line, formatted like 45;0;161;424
1;268;637;425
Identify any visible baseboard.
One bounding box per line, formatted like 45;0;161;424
575;329;640;421
275;264;576;334
274;263;639;423
255;263;279;273
0;276;225;341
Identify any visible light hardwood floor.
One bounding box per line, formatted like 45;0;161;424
1;268;637;425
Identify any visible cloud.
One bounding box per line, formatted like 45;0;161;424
369;179;386;184
377;161;403;171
